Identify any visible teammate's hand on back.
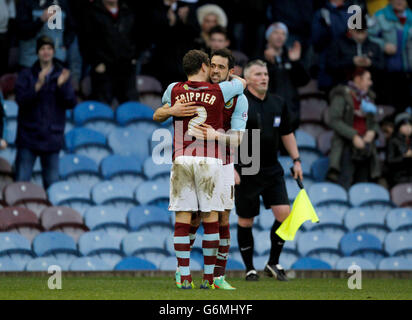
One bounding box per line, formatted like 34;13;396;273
293;161;303;181
169;98;198;117
191;123;218;141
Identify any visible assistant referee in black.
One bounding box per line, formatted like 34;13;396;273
234;59;303;282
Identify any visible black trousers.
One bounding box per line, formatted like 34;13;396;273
90;62;139;106
338;145;371;190
0;33;9;76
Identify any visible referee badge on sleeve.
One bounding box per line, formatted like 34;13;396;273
273;116;281;127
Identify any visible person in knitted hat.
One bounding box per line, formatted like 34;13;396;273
263;22;310;132
386;112;412;186
14;35;76;190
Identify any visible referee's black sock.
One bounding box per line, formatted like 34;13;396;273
268;220;285;266
237;225;255;272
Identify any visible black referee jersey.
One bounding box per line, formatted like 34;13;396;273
236;89;294;170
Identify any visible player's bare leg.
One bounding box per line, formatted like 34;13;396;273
200;211;220;289
174;211;194;289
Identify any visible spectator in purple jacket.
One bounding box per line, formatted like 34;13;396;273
14;36;76;189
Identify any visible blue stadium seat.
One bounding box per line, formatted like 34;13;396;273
0;257;25;271
78;231;124;268
133;251;169;268
65;128;107;152
32;232;79;270
348;183;391;207
0;146;16;167
295;129;317;149
59;154;102;188
270;251;300;270
384;231;412;257
47;181;93;216
158;256;177;271
278;156;311;177
4;119;16;145
340;232;383;257
73;100;114;126
143;156;172;180
334;257;376;270
3;100;18;118
257;206;274;230
0;232;35;269
308;182;348;206
115;102;155;126
127;205;172;231
299;148;322;168
108;127;151;163
65;128;112;164
225;258;244;270
378;257;412;270
100;155;143;182
69;257;112;271
291;257;332;270
158;256;202;271
344;207;389;242
122;231;168;256
91;181;137;210
114;257;157;270
126;121;160;138
25;257;64;271
297;231;342;267
316;201;351;217
135;179;170;207
254;230;271;256
65;121;74;134
84;206;129;241
285;176;300;203
359;201;395;216
311;157;329;182
303;207;347;240
386;208;412;231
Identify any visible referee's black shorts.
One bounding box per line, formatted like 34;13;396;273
234;162;290;219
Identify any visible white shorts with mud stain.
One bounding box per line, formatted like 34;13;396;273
169;156;224;212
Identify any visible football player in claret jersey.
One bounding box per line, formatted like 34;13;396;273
188;49;248;290
154;49;246;289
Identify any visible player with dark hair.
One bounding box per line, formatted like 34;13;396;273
154;49;246;289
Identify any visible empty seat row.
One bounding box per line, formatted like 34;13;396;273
47;179;170;215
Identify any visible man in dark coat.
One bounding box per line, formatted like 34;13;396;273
263;22;311;132
86;0;139;105
326;21;384;87
14;36;76;189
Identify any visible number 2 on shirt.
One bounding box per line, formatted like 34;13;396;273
188;106;207;135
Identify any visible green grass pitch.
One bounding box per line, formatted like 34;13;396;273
0;276;411;300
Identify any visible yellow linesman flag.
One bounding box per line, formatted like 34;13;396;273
276;189;319;241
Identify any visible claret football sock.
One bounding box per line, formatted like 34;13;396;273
202;221;220;284
174;222;192;283
214;225;230;278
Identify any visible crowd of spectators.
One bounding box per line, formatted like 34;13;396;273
0;0;412;191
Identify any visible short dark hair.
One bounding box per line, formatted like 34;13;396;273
350;67;370;80
209;25;228;39
211;48;235;69
182;50;210;76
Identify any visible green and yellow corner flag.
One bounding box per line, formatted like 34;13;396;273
276;189;319;241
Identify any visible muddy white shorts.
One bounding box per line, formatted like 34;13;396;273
169;156;224;212
222;162;235;210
